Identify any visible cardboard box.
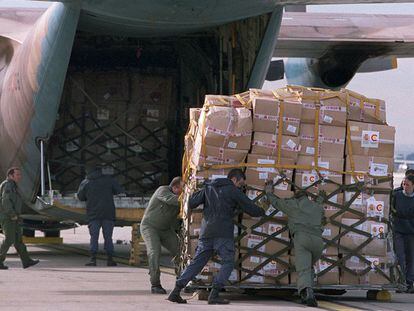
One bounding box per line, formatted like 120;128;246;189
252;97;302;136
250;88;301;102
240;219;290;256
245;154;294;190
346;121;395;158
204;94;251;109
246;189;294;220
194;169;230;182
195;262;240;284
294;156;344;194
343;192;390;220
299;124;345;158
251;132;301;160
339;218;387;256
86;71;130;102
197;105;252;150
290;255;340;285
289;87;347;127
340;256;391;285
345;155;394;189
341;89;386;124
241;255;290;285
191;142;247;167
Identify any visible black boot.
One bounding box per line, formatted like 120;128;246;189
107;255;117;267
208;286;229;305
300;287;318;307
151;285;167;294
167;285;187;304
23;259;39;269
85;255;97;266
0;263;8;270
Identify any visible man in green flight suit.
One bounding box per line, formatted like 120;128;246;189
265;182;325;307
0;167;39;270
140;177;183;294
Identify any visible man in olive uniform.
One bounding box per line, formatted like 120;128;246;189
0;167;39;269
140;177;183;294
265;183;325;307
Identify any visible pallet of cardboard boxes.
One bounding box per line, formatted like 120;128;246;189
180;85;397;290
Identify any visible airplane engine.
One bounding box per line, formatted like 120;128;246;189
285;55;368;90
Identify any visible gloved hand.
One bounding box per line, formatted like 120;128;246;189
264;180;274;195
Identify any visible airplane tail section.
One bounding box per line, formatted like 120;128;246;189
0;3;80;203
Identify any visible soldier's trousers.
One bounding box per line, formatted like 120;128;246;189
88;219;114;255
0;218;31;265
176;237;235;289
293;231;324;293
140;224;179;286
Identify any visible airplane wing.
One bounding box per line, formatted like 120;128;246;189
0;7;46;42
275;12;414;58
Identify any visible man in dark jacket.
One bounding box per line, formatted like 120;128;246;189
167;169;265;305
140;177;183;294
77;165;124;266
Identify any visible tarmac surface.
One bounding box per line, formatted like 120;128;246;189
1;226;414;311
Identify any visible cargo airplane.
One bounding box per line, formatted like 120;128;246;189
0;0;413;234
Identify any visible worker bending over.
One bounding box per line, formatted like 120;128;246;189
265;181;325;307
168;169;265;305
141;177;183;294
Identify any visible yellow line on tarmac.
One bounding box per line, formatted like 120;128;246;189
318;301;363;311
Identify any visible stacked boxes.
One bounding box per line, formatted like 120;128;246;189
339;94;395;285
182;85;395;288
191;95;252;167
50;71;174;195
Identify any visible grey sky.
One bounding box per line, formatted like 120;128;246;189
2;1;414;153
266;3;414;154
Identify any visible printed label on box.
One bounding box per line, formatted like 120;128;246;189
263;261;277;271
247;275;264;283
196;274;209;281
259;172;269;180
229;270;238;281
211;174;227;180
313;161;329;176
286;139;297;149
367;198;385;218
257;159;276;173
306;146;315;155
268;223;284;238
369;162;388;176
302;173;318;187
323;115;333;124
250;256;261;264
328;194;338;204
266;206;277;216
371;223;385;237
228;141;237;149
97;108;110;120
274;175;289;190
350;172;365;184
361;130;380;148
66;140;79;152
366;256;380;269
322;228;332;237
346;192;363;205
287;124;297;133
247;239;265;252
